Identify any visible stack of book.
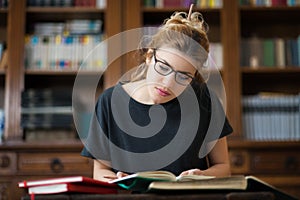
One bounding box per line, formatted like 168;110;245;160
19;176;118;194
21;88;75;141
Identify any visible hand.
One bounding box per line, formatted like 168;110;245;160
180;168;204;176
116;171;129;178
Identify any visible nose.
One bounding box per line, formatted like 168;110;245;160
161;72;176;87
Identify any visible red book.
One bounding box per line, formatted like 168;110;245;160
18;176;118;194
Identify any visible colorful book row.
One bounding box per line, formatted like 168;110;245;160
24;34;107;71
242;94;300;141
144;0;223;8
240;36;300;68
26;0;106;8
240;0;300;6
31;20;103;36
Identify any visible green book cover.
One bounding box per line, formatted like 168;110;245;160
263;39;275;67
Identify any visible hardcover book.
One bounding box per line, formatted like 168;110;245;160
19;176;118;194
148;175;297;200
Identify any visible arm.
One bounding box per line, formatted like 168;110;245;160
204;136;231;176
180;137;231;177
93;160;129;182
93;160;116;182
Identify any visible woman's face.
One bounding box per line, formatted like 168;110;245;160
145;48;196;104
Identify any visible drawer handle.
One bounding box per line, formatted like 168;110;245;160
0;155;10;169
231;154;244;167
50;158;64;173
285;157;298;170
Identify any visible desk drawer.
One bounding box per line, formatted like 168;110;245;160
229;150;250;174
18;152;92;175
251;151;300;174
0;152;17;175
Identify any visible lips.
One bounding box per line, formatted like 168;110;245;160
156;87;170;97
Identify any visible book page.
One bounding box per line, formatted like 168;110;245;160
176;174;215;181
137;171;177;181
109;170;177;184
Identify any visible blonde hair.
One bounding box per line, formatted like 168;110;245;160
129;11;210;83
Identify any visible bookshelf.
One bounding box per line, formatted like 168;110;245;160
123;0;300;198
0;0;122;199
0;0;300;199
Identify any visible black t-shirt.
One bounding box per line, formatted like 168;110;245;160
81;81;233;175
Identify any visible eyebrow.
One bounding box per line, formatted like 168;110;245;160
155;55;194;76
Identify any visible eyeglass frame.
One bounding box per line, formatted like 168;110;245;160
152;49;195;86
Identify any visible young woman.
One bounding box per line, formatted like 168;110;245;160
81;10;233;182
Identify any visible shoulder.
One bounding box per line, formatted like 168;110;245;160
97;85;118;101
191;81;209;96
191;81;211;108
96;86;116;109
96;83;130;107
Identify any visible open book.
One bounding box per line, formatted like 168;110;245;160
19;176;118;194
109;170;214;191
148;175;297;200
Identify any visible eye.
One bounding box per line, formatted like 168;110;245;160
158;63;171;72
177;73;190;81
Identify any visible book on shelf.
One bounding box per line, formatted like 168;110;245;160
274;37;286;68
0;49;8;70
147;175;297;200
19;176;118;195
242;93;300;141
109;170;215;192
263;39;275;67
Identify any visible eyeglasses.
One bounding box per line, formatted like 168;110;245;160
153;50;194;86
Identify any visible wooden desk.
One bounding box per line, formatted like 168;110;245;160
22;192;275;200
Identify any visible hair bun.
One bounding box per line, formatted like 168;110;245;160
165;11;209;34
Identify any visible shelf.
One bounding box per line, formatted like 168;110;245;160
26;7;105;13
240;6;300;23
241;67;300;74
0;139;83;151
240;5;300;10
26;7;105;22
242;68;300;94
228;139;300;149
25;69;103;76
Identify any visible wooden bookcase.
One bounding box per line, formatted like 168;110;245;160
0;0;299;199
